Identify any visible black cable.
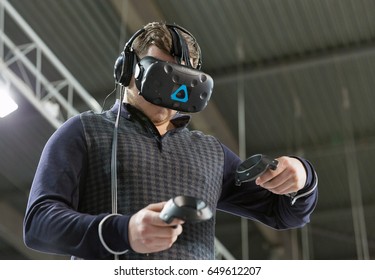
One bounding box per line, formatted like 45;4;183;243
98;85;127;259
110;85;125;214
101;86;117;113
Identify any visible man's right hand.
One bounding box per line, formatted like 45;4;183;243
128;202;184;254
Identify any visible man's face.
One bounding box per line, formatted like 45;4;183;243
125;45;178;126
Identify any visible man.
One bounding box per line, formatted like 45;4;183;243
23;22;318;260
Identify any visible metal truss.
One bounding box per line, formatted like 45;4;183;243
0;0;101;129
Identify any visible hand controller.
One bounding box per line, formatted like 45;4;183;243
235;154;278;186
159;195;213;224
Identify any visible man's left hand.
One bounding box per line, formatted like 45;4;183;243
255;156;306;195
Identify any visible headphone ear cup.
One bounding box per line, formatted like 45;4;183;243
113;50;135;86
114;52;124;84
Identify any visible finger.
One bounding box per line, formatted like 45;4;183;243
256;156;297;186
260;168;290;191
160;218;185;227
266;177;297;195
142;202;171;226
150;224;183;238
255;157;287;185
129;216;182;240
256;167;283;186
260;162;303;195
130;224;183;253
145;201;167;212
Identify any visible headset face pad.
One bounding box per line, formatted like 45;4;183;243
134;56;213;113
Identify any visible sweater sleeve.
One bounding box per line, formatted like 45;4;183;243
23;115;131;259
217;144;318;230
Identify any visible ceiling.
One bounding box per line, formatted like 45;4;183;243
1;0;375;260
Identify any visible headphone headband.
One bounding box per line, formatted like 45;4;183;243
165;24;202;69
125;24;201;63
123;28;147;53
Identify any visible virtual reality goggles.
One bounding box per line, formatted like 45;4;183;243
133;56;214;113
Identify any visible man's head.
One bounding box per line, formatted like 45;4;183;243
114;22;213;117
114;22;202;87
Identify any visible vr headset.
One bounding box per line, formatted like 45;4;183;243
133;56;213;113
114;24;214;113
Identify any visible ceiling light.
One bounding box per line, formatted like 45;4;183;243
0;87;19;118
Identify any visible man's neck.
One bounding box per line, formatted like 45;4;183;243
155;121;175;136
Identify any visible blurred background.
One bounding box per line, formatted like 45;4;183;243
0;0;374;260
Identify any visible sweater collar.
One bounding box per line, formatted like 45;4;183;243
109;100;191;130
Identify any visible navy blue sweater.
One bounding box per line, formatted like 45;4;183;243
23;102;318;259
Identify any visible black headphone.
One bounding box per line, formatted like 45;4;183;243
114;24;202;87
